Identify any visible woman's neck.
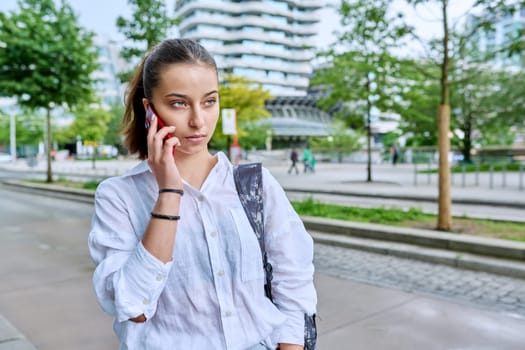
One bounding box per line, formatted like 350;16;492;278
174;150;217;190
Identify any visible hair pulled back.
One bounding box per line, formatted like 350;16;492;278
122;38;217;159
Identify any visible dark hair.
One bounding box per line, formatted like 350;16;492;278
122;38;217;159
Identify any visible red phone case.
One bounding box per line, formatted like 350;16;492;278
145;105;171;140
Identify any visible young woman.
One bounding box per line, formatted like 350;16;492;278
88;38;317;350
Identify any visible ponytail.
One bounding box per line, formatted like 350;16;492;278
122;56;149;159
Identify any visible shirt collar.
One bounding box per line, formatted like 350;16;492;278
121;159;151;178
120;151;232;179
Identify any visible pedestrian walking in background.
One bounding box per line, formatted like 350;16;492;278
310;154;316;173
390;143;399;165
288;146;299;174
302;145;312;173
87;38;316;350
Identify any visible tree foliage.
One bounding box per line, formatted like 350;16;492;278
309;120;363;163
210;75;272;150
404;0;525;230
395;58;441;147
402;0;525;160
0;0;99;181
104;101;126;151
0;0;98;108
312;0;410;181
117;0;178;81
0;111;43;146
69;107;112;143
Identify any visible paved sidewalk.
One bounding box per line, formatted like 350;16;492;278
1;159;525;349
2;157;524;206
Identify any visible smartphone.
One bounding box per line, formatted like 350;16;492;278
145;104;171;141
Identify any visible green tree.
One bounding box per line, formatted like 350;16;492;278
452;67;525;159
0;0;99;182
237;122;268;151
69;107;111;169
312;0;410;182
104;101;126;153
0;110;43;150
406;0;525;230
396;58;441;147
117;0;178;82
309;120;363;163
211;75;272;151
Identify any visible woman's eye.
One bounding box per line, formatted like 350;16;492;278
204;98;216;106
171;101;186;108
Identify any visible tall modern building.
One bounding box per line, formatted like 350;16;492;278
92;36;129;108
175;0;333;140
175;0;323;97
468;5;525;67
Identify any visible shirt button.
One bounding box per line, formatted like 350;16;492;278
225;311;232;317
198;195;205;202
210;231;217;238
217;270;225;277
142;298;150;305
156;274;164;281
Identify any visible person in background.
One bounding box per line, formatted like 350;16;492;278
302;145;312;173
390;143;399;165
309;154;316;173
88;38;316;350
288;145;299;174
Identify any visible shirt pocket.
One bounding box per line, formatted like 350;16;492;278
229;207;264;282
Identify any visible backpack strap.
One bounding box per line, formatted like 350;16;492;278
233;163;317;349
233;163;273;301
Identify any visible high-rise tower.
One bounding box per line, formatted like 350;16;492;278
175;0;323;97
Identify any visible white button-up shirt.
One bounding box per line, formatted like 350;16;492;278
88;152;317;350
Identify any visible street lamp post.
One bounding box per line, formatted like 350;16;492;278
10;112;16;163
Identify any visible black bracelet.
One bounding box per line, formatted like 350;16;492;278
151;212;181;221
159;188;184;196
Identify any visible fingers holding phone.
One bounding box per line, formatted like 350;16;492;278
145;105;179;154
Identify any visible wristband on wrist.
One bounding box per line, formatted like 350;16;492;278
151;212;181;221
159;188;184;196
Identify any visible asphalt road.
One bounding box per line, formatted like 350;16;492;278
0;186;117;350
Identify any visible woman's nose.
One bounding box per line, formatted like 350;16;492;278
189;107;205;127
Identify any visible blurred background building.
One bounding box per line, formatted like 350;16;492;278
92;36;129;108
468;6;525;67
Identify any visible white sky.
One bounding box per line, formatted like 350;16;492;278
1;0;476;53
317;0;477;53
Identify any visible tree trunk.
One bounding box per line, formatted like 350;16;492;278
437;0;452;230
46;107;53;183
437;105;452;230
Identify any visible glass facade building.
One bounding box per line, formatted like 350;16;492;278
92;37;128;108
175;0;323;97
468;5;525;67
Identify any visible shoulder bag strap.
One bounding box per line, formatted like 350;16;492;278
233;163;273;301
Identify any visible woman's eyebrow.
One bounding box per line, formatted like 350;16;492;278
164;90;219;98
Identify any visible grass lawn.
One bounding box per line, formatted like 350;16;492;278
292;197;525;242
29;179;100;190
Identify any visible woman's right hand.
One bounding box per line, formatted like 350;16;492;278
146;112;183;189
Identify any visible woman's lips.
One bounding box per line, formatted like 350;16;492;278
186;134;206;142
